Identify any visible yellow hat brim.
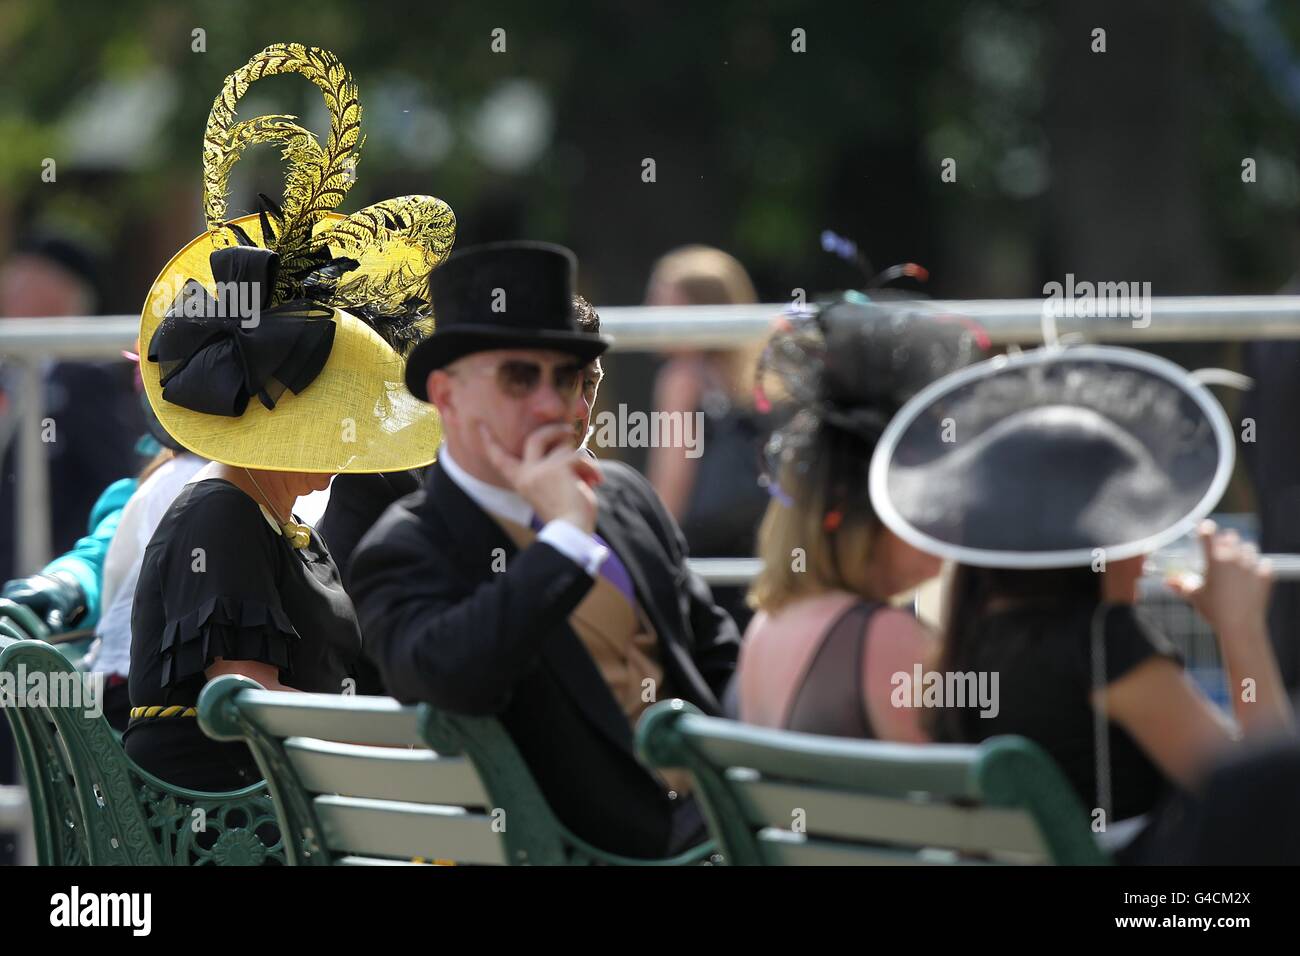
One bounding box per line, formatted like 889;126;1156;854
140;213;440;474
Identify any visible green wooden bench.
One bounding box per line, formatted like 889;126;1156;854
637;699;1111;865
197;674;716;866
0;637;285;865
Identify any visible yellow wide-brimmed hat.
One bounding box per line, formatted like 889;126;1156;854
140;42;456;473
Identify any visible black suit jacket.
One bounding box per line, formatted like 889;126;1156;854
318;470;424;579
348;459;740;857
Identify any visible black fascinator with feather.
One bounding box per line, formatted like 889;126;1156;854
754;279;988;529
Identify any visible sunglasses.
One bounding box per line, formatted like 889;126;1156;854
453;358;586;400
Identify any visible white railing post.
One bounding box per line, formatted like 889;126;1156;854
14;359;51;572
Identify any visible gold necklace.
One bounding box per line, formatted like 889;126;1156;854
243;468;312;550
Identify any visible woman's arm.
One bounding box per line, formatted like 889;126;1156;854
1099;657;1236;789
1215;617;1292;734
205;658;299;693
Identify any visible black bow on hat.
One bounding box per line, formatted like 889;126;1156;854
148;245;336;417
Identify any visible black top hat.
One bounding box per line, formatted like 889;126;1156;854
868;345;1234;569
405;241;612;400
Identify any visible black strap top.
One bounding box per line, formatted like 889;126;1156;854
784;600;880;738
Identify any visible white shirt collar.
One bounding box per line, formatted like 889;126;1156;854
438;442;533;527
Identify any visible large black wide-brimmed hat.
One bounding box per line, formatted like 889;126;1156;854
867;345;1235;569
405;241;612;400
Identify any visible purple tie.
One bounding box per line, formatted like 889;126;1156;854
530;514;637;606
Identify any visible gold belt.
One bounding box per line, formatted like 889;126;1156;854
130;705;197;720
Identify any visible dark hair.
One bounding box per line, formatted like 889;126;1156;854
927;563;1101;738
572;294;600;335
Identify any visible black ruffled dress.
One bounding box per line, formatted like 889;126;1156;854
125;478;361;791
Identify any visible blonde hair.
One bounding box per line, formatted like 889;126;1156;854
748;456;881;613
647;245;761;399
647;245;758;306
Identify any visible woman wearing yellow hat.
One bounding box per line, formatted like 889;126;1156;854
125;43;455;790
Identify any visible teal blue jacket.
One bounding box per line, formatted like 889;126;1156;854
43;478;137;631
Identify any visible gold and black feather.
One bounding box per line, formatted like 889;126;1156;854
200;42;455;353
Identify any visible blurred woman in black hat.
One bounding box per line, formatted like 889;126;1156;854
737;296;987;741
870;344;1295;859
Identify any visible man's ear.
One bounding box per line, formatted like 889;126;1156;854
427;370;452;413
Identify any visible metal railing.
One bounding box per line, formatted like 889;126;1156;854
7;295;1300;355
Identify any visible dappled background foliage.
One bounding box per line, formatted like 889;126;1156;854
3;0;1300;313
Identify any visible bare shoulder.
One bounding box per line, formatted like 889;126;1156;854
864;605;933;659
867;604;928;637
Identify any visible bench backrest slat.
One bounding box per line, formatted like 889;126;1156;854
756;829;1013;866
313;795;507;865
685;725;980;794
232;695;425;747
731;776;1049;860
284;738;491;806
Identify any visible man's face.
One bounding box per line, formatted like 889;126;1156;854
428;348;588;482
574;358;603;448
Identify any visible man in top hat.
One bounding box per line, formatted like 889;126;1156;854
348;242;740;858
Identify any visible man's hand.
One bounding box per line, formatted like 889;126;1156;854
480;423;602;533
